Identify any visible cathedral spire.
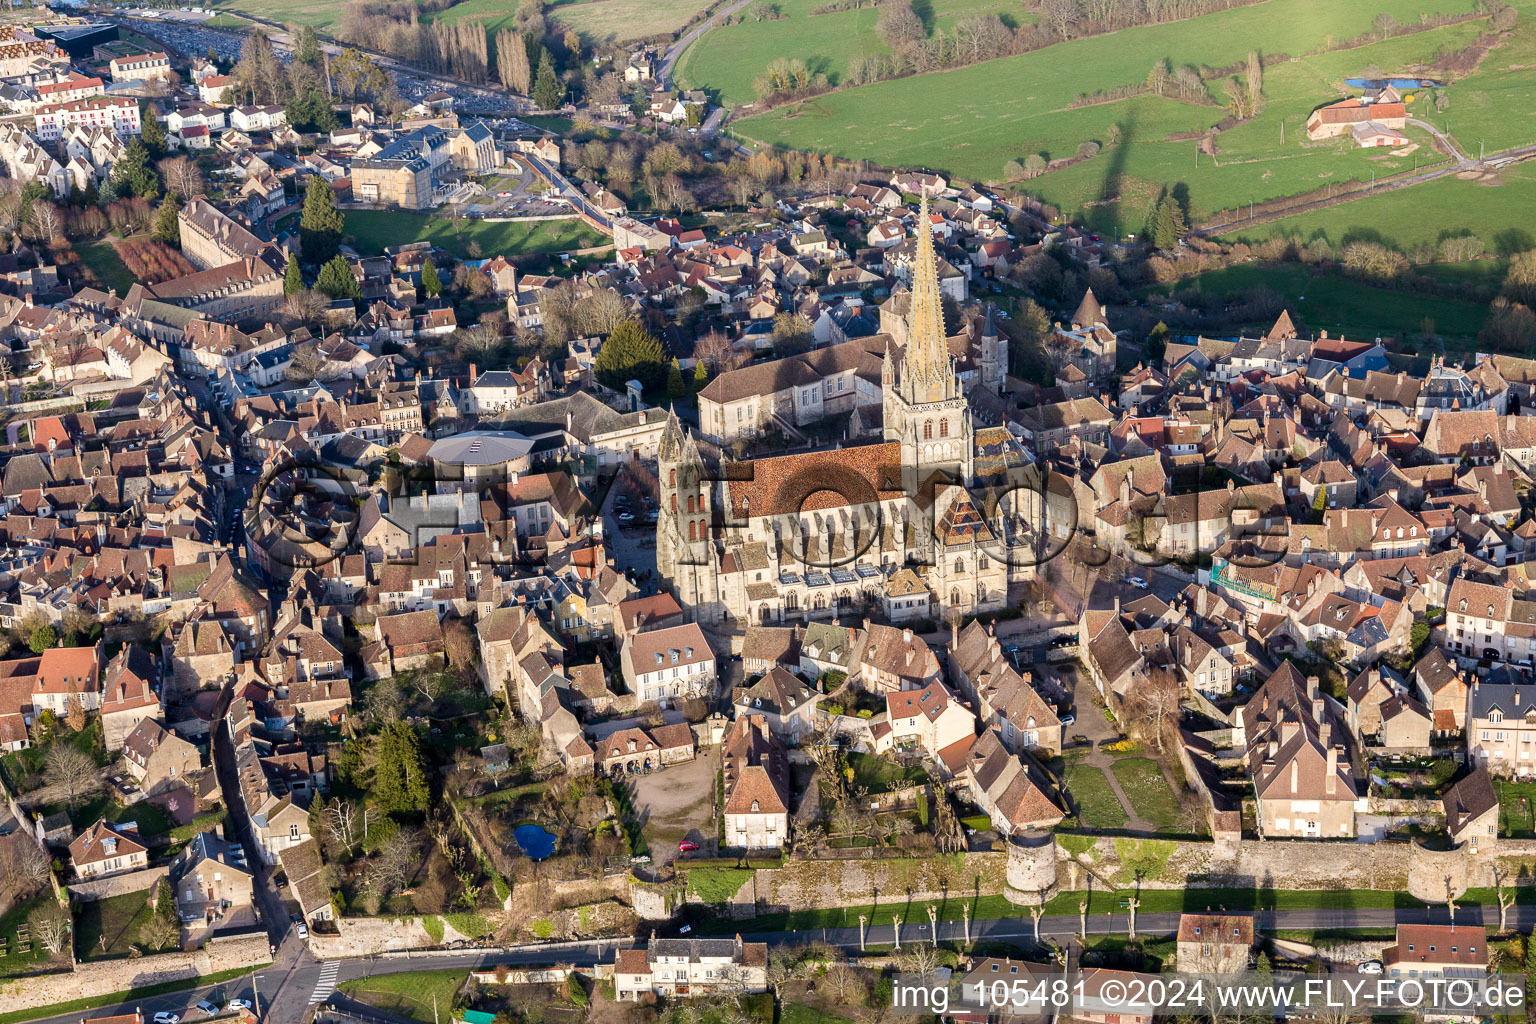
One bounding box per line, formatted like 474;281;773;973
905;191;952;398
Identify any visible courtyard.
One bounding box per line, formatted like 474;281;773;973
632;746;719;865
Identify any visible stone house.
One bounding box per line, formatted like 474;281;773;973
171;830;253;923
596;724;695;775
69;819;148;880
1467;680;1536;778
100;645;160;751
620;623;715;705
1176;913;1253;973
1443;767;1498;853
121;718;201;796
721;715;789;850
858;625;940;693
731;665;821;743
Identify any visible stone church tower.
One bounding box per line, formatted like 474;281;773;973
656;408;715;614
882;192;975;495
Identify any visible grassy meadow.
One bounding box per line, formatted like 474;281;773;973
715;0;1501;231
343;211;610;260
1214;160;1536;256
676;0;1033;108
1140;260;1495;342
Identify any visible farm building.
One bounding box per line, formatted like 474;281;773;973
1306;98;1407;140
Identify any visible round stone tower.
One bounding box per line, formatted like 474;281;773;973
1406;840;1472;905
1004;830;1059;905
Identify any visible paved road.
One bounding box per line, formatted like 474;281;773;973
23;903;1526;1024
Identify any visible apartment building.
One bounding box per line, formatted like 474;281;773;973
1468;679;1536;777
33;96;139;141
108;51;171;82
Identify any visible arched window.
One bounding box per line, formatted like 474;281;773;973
669;469;676;486
923;421;933;439
955;557;965;574
688;521;697;541
951;587;961;606
939;419;949;438
671;494;677;512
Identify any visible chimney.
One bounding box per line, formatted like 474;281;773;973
470;362;477;379
1325;744;1338;795
903;627;913;644
1311;697;1323;722
1306;676;1319;699
1320;722;1331;747
1517;690;1523;707
1114;595;1121;617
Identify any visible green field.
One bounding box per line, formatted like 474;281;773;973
1108;758;1181;829
200;0;342;30
1142;261;1494;341
1063;764;1128;829
343;211;610;260
337;969;469;1024
75;890;156;962
1216;161;1536;257
78;237;136;296
716;0;1491;230
676;0;1031;108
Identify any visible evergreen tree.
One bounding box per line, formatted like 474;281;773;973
374;721;430;815
295;25;322;66
421;259;442;298
666;357;686;401
1148;195;1177;251
152;193;181;246
594;320;667;391
110;139;159;199
284;252;304;296
1311;485;1327;523
28;624;56;654
140;107;168;160
693;359;708;390
1146;320;1169;361
533;50;561;110
316;255;360;299
299;174;344;265
1009;297;1052;378
285;90;339;133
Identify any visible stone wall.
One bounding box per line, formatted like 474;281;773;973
0;931;270;1016
68;865;169;901
746;853;1007;914
306;913;507;958
1053;835;1505;894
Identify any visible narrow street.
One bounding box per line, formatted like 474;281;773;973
211;681;316;1021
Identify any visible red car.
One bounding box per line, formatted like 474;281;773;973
678;841;699;853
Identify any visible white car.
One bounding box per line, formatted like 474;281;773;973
1357;961;1383;975
153;1013;182;1024
226;998;252;1011
1128;576;1149;589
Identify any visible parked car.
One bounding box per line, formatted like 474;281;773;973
1060;714;1076;726
678;840;699;852
226;998;252;1011
1357;961;1383;975
153;1014;181;1024
618;511;636;526
291;914;308;939
195;1001;219;1015
1128;576;1149;589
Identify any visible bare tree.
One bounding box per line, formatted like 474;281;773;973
26;201;63;243
282;289;329;327
44;744;100;810
454;322;502;363
285;341;332;382
29;903;67;954
323;796;372;849
373;826;420;896
1128;665;1182;752
158;156;204;199
1042;0;1080;38
139;910;179;951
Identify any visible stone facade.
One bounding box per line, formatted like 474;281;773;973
66;864;168;901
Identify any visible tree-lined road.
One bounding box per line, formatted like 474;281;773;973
23;901;1513;1024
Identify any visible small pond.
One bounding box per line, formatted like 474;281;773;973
513;823;557;860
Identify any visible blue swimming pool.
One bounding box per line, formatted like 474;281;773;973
513;823;556;860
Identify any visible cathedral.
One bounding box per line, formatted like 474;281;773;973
658;194;1034;630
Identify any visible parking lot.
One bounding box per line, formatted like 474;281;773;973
442;163;577;219
632;749;719;866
